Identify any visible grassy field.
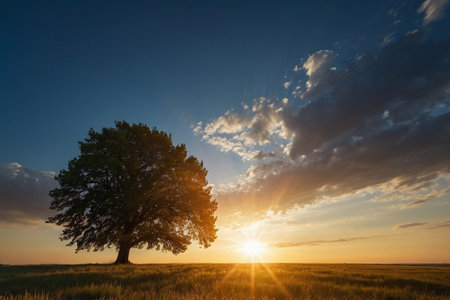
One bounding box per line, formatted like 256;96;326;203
0;263;449;299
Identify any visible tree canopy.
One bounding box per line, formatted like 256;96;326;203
48;121;217;264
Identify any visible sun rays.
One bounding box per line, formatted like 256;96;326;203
215;212;290;297
220;233;288;298
217;262;290;298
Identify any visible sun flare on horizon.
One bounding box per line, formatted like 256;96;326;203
239;240;266;260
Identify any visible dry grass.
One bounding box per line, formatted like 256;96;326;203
1;263;449;299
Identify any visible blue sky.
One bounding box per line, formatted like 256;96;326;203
1;0;450;263
2;0;439;176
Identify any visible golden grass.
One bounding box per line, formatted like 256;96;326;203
0;263;449;299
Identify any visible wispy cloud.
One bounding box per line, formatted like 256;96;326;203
380;31;396;46
418;0;450;24
271;236;374;248
395;222;427;229
395;219;450;230
429;219;450;229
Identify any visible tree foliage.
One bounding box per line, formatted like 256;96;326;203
48;121;217;263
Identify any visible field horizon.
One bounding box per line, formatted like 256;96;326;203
1;263;449;299
2;262;450;266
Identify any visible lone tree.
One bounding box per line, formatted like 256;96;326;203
48;121;217;264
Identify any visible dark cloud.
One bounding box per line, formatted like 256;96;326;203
214;31;450;216
0;162;57;225
289;31;450;158
218;112;450;215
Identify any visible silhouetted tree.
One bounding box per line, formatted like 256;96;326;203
48;121;217;264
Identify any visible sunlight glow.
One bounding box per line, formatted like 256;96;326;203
241;240;265;257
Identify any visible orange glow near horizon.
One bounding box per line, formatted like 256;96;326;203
239;240;266;259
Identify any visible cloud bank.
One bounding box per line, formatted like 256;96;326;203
0;162;57;225
196;30;450;217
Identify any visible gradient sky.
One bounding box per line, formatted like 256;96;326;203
1;0;450;264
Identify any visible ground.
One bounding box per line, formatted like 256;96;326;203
1;264;449;299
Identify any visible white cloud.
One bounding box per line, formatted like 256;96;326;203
303;50;334;89
204;136;259;160
303;50;334;77
195;97;292;160
193;121;202;133
203;110;250;135
283;81;292;89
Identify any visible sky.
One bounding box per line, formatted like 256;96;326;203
1;0;450;264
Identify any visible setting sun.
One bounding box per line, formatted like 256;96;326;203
241;240;266;257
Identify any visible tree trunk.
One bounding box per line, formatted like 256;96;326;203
114;243;131;264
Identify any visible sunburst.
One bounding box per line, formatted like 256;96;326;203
241;240;265;257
